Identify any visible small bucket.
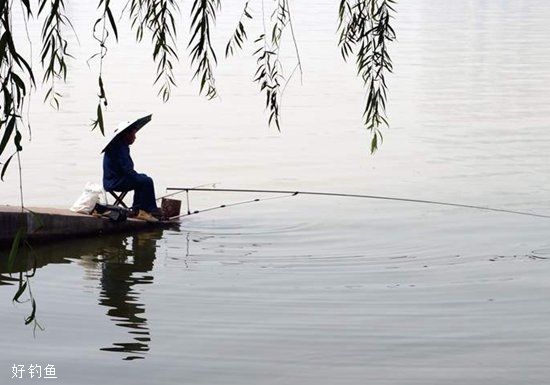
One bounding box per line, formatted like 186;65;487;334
161;198;181;219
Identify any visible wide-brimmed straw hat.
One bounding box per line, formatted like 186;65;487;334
101;114;152;153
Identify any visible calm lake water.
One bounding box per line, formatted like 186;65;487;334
2;1;550;384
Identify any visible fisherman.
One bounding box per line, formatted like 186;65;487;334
102;115;159;222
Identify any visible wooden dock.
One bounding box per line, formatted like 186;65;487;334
0;205;178;247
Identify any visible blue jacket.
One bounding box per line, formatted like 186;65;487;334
102;139;138;191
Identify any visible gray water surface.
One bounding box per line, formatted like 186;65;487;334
2;1;550;384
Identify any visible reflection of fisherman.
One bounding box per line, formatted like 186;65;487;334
99;230;163;360
102;115;159;222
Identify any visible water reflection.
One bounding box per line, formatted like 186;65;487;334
97;230;162;360
0;229;168;361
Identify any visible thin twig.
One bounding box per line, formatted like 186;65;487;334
16;151;23;211
285;0;302;84
19;1;33;140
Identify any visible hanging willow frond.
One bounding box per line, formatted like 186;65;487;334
251;0;290;131
90;0;118;135
38;0;73;109
338;0;396;153
189;0;220;99
128;0;179;102
127;0;147;41
271;0;288;49
225;1;252;58
0;1;35;180
253;33;282;131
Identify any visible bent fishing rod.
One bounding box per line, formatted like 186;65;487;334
164;187;550;220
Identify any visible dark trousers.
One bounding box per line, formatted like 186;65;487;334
110;173;158;212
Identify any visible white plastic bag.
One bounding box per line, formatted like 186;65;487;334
70;182;105;214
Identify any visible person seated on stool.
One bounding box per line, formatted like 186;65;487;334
102;115;159;222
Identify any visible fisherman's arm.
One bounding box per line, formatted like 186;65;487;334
117;149;138;176
108;142;137;177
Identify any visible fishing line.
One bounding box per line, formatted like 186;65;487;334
170;193;297;220
166;187;550;219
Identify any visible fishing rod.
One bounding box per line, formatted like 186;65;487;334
156;183;219;201
166;187;550;220
169;192;298;220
